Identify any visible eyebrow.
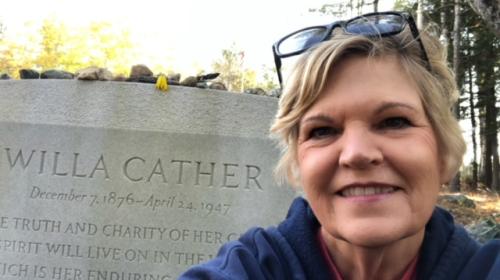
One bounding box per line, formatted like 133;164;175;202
300;102;418;125
300;114;335;125
374;102;418;114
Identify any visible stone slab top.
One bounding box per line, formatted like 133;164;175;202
0;80;279;139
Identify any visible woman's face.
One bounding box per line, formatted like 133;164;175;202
297;55;446;247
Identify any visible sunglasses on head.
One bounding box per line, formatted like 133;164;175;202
272;11;431;87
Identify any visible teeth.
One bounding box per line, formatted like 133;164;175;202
341;186;396;197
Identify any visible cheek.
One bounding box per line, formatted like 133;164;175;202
298;146;339;192
387;138;442;200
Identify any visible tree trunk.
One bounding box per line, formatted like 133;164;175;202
373;0;379;12
467;0;500;37
492;128;500;191
488;83;500;191
467;54;478;189
483;91;496;190
449;0;462;192
417;0;425;29
476;33;499;191
440;0;449;47
479;108;492;186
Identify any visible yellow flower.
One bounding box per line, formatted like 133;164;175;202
155;74;168;92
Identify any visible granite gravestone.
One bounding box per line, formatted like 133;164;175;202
0;80;296;279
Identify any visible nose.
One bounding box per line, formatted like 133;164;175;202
338;126;383;169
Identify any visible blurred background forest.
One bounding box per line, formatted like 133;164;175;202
0;0;499;195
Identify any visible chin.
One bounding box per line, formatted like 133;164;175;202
331;220;421;248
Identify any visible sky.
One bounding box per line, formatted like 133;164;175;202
0;0;395;76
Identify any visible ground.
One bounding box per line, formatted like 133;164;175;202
438;190;499;225
437;188;500;242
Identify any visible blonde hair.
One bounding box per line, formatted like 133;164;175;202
270;29;466;187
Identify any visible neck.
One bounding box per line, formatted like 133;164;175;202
321;227;423;280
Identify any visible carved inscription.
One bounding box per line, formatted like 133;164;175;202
0;123;294;279
2;148;263;190
1;217;239;243
0;147;270;278
0;215;242;279
0;262;173;279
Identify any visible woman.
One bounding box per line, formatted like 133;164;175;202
180;11;499;279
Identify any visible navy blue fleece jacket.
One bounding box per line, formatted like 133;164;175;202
179;197;500;279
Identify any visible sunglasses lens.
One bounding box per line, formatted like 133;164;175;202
345;14;404;35
278;27;328;55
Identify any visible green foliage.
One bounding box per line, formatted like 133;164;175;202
35;19;67;69
0;18;136;77
212;44;257;92
257;65;279;91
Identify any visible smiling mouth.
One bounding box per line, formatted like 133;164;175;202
338;186;398;197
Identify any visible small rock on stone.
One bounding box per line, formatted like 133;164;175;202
196;82;208;89
180;76;198;87
113;75;127;81
76;67;113;81
0;73;11;80
168;73;181;82
244;88;267;96
19;69;40;79
137;76;157;84
41;70;74;79
130;64;153;79
268;88;282;98
208;81;227;90
168;79;180;86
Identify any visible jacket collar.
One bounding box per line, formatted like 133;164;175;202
278;197;479;280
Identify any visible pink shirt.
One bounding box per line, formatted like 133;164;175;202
317;231;418;280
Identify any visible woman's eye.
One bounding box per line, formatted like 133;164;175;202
379;117;412;129
309;127;338;139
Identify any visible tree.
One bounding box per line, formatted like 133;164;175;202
0;18;136;77
308;0;378;17
449;0;463;192
212;45;257;92
460;6;500;192
256;65;279;92
34;19;69;70
467;0;500;37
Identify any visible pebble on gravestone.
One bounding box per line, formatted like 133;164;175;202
168;73;181;83
113;74;128;81
76;66;114;81
208;81;227;91
129;64;154;79
0;73;11;80
19;69;40;79
41;70;75;79
180;76;198;87
268;88;282;98
196;81;208;89
244;88;267;96
168;79;180;85
137;76;157;84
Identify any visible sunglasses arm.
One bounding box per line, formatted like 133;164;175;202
273;47;284;88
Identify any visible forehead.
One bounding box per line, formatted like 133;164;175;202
306;55;424;113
